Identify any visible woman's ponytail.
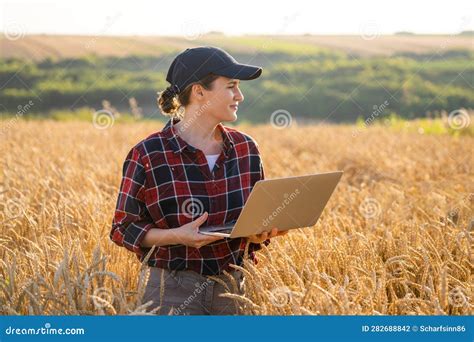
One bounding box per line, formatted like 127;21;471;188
157;86;182;118
157;73;220;119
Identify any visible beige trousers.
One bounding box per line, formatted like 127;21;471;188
142;267;245;315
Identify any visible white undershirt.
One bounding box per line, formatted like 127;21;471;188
205;153;220;172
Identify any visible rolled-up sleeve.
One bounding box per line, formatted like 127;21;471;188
110;147;156;257
248;142;271;253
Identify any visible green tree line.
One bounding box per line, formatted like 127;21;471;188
0;49;472;122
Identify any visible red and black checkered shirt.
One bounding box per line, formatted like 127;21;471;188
110;118;270;275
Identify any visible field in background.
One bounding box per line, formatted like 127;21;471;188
0;120;472;315
2;33;473;122
2;34;473;60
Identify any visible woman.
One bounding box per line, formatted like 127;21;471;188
110;46;288;315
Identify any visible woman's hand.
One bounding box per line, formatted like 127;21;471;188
173;212;224;248
247;227;289;244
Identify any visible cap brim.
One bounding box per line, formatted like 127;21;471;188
214;63;262;80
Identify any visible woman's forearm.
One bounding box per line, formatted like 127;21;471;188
141;228;181;247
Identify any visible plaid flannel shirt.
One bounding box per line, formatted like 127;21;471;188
110;118;270;275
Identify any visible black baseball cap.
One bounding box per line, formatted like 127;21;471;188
165;46;262;94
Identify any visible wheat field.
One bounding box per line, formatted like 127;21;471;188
0;119;472;315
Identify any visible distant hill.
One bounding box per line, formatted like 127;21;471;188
1;34;472;123
1;33;473;61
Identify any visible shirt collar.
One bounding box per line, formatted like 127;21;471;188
162;118;235;156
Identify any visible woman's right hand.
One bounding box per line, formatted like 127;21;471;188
172;212;224;248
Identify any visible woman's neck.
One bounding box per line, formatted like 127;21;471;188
174;112;223;154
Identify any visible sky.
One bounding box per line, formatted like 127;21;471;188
1;0;473;36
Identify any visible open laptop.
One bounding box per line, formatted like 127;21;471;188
199;171;343;238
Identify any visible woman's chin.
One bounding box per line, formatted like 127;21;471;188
222;111;238;122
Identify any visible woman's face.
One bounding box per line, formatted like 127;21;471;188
201;76;244;123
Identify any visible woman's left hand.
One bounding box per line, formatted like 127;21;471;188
247;227;289;244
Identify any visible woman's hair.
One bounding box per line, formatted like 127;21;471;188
157;73;220;118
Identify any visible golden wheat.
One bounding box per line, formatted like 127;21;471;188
0;119;472;315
